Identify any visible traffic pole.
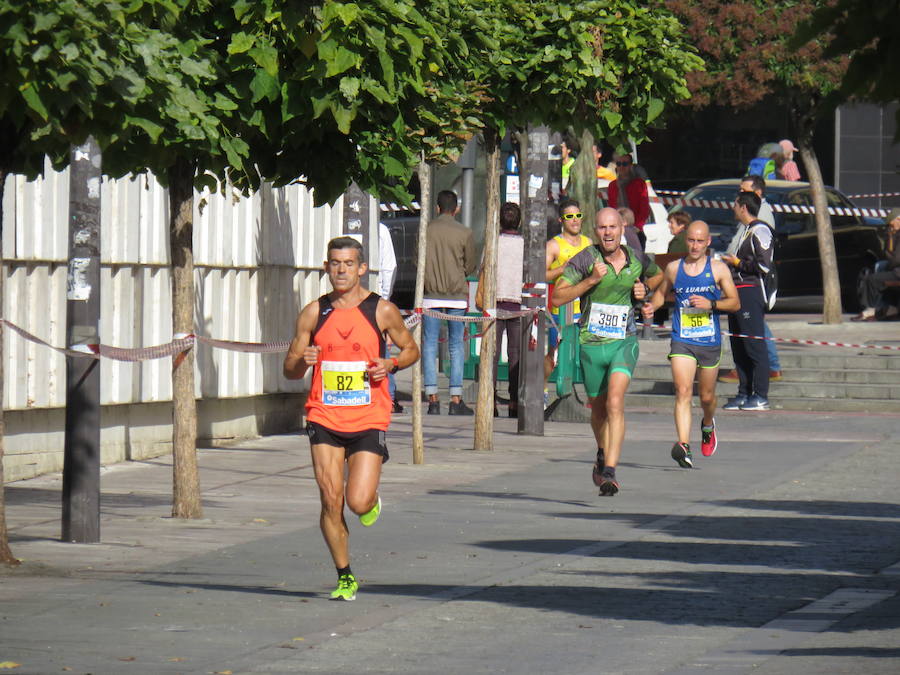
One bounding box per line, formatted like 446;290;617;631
61;137;102;543
518;125;549;436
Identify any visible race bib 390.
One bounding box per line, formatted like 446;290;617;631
587;303;629;340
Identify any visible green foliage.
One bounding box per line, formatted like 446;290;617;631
231;1;486;204
796;0;900;127
449;0;703;146
3;0;701;206
664;0;847;116
0;0;134;176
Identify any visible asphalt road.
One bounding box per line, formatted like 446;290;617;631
2;408;900;675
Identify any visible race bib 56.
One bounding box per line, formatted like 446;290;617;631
679;307;714;339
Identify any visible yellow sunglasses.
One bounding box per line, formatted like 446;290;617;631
562;212;583;220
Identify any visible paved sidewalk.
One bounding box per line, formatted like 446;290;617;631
2;312;899;674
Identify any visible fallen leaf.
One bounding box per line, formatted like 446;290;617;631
0;663;21;670
214;671;233;675
118;656;136;662
292;637;304;642
168;657;184;662
252;518;269;524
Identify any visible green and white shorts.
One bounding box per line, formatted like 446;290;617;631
580;335;640;398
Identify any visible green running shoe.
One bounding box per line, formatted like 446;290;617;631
359;496;381;527
671;442;693;469
330;573;358;601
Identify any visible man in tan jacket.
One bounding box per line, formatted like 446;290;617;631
422;190;477;415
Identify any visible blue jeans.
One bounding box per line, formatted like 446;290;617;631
764;322;780;371
423;307;466;397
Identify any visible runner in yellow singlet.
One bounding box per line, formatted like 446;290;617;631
545;199;593;398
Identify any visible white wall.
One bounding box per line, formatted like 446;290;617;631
2;162;381;480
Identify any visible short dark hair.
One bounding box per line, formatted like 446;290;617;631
558;197;580;216
741;175;766;194
436;190;458;214
499;202;521;231
326;236;365;263
668;210;691;228
735;191;761;217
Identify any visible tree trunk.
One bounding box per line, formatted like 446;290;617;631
798;139;843;324
168;159;202;518
570;128;597;233
473;130;501;451
411;158;431;465
0;167;20;565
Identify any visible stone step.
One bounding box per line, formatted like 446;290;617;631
632;363;900;385
629;377;900;401
624;393;900;414
543;390;900;421
637;341;900;371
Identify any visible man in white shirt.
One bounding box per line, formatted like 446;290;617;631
378;222;401;412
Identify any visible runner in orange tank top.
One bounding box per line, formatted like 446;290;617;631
283;237;419;601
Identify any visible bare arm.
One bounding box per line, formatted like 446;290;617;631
552;261;607;307
642;261;677;317
545;239;565;283
366;299;420;383
283;302;321;380
708;259;740;313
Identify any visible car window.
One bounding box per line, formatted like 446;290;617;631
778;190;812;235
826;189;863;228
680;185;739;251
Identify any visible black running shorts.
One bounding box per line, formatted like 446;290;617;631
306;421;389;463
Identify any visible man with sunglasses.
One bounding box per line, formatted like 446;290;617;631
607;153;650;248
545;199;593;403
552;208;662;496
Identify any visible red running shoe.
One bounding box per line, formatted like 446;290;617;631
700;419;717;457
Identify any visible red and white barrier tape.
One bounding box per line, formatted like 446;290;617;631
722;330;900;352
661;195;890;219
845;191;900;199
12;313;893;362
195;335;291;354
380;201;421;212
658;189;899;203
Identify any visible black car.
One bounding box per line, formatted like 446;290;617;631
674;179;885;310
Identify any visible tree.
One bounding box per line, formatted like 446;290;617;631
0;0;196;563
796;0;900;140
666;0;849;323
445;1;703;445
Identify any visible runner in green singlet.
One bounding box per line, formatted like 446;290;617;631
552;208;662;496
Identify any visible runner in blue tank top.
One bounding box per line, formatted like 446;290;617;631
643;221;740;467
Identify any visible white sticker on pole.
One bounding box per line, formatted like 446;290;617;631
67;257;92;301
527;174;544;198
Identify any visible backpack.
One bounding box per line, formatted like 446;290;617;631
753;221;778;311
763;260;778;311
747;157;776;180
